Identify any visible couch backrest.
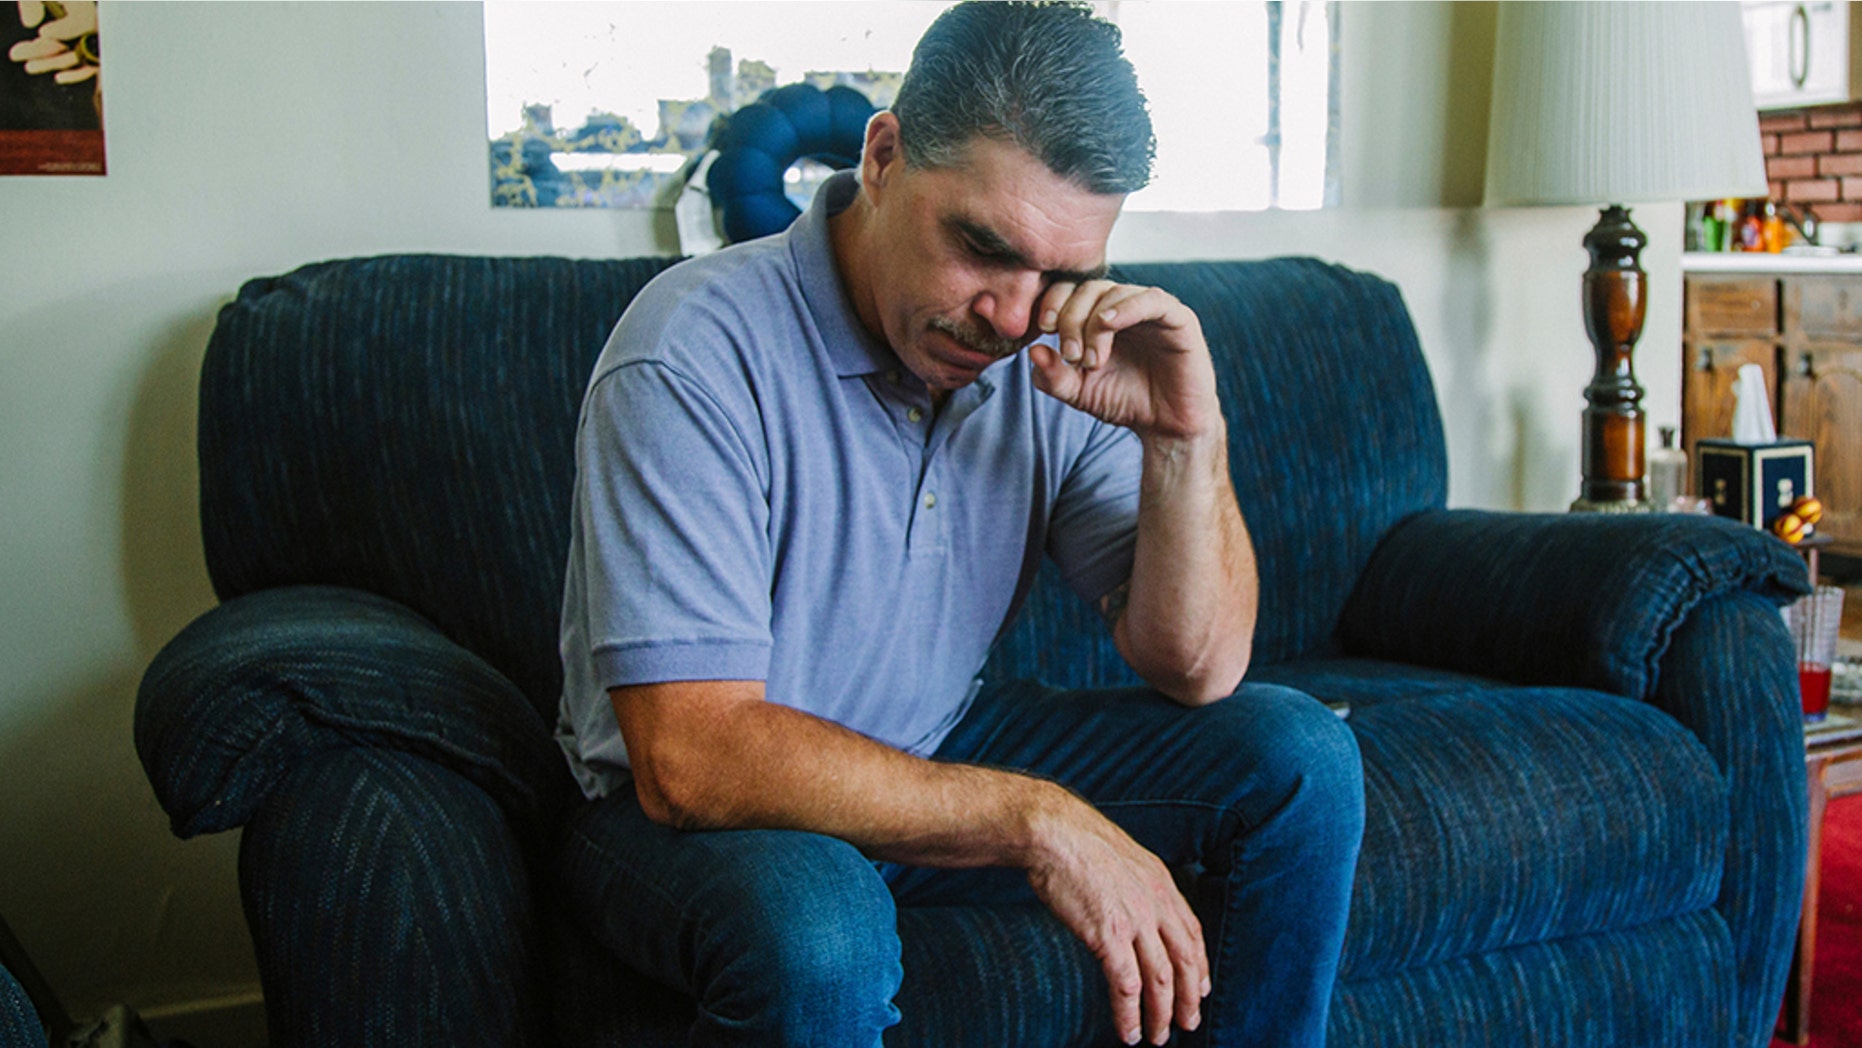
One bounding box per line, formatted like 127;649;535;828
198;255;681;721
982;259;1448;688
198;254;1444;721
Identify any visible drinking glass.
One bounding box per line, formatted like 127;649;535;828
1786;586;1846;722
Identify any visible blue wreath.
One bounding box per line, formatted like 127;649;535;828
706;83;877;244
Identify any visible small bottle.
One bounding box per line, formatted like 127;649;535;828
1740;200;1766;251
1763;200;1788;253
1717;199;1741;251
1649;426;1688;511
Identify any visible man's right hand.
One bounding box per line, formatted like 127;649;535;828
1024;792;1209;1046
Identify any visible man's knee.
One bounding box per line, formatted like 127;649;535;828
728;855;900;995
1205;684;1365;838
693;833;903;1039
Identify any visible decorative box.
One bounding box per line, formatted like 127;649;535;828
1697;438;1815;530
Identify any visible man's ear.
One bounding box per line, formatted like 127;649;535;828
860;112;904;200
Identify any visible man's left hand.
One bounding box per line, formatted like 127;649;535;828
1027;280;1223;443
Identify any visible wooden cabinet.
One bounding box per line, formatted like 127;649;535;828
1744;1;1862;110
1683;272;1862;557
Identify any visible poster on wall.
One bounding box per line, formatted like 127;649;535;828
0;1;103;176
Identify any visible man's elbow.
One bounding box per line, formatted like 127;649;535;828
1138;641;1252;707
629;746;724;830
1156;666;1248;707
612;681;763;830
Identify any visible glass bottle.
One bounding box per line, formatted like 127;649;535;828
1687;201;1709;253
1763;200;1788;253
1739;200;1766;251
1649;425;1688;511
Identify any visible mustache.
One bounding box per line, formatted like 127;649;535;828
929;317;1022;361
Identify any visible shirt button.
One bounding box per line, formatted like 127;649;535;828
907;407;924;423
923;492;938;509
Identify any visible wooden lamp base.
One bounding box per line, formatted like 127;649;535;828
1570;204;1653;514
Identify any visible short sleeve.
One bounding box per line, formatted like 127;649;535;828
1045;418;1142;604
575;359;774;687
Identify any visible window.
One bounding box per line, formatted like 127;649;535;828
483;1;1338;213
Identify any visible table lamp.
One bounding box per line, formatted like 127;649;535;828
1484;1;1767;512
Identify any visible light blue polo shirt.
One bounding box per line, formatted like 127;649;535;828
555;171;1142;800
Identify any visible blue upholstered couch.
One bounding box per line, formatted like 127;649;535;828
136;254;1811;1047
1;963;40;1045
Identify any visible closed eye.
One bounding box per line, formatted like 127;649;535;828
946;216;1108;285
956;225;1018;266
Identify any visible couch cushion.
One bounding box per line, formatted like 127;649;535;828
1252;658;1728;980
197;254;684;722
1327;909;1737;1047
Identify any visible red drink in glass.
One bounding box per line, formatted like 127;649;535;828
1802;664;1834;721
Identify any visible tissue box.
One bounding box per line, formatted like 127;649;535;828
1697;438;1814;529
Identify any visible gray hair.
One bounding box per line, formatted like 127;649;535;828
892;1;1155;194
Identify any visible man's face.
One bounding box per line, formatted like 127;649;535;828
861;131;1125;394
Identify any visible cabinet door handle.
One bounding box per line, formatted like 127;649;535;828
1796;352;1816;378
1793;4;1811;89
1694;347;1716;372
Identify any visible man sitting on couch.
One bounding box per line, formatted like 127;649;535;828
553;3;1364;1045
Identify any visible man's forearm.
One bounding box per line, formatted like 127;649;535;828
1114;424;1257;704
615;681;1077;869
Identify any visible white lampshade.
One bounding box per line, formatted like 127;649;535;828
1485;1;1768;207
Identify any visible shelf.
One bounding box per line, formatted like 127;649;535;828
1683;252;1862;275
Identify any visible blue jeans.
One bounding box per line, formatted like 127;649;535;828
558;680;1364;1047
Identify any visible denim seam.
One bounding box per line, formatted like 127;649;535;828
1201;778;1311;1044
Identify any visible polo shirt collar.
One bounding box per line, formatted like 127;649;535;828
788;170;902;379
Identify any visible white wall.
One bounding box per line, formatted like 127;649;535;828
0;2;1686;1040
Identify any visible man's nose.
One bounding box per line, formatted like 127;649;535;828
972;272;1045;342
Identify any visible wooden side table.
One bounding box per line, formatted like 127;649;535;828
1780;726;1862;1044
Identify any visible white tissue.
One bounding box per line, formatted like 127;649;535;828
1732;363;1777;444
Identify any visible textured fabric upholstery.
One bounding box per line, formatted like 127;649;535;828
238;746;549;1047
1651;592;1809;1044
0;962;39;1047
1328;512;1810;1044
136;585;570;840
1327;910;1738;1047
1339;508;1809;701
194;254;681;719
1249;671;1729;980
137;252;1810;1048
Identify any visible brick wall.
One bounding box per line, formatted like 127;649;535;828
1762;104;1862;222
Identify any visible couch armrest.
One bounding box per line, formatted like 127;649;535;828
1338;509;1810;701
135;585;570;839
240;747;552;1046
1649;590;1806;1047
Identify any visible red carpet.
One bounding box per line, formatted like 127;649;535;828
1774;793;1862;1047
